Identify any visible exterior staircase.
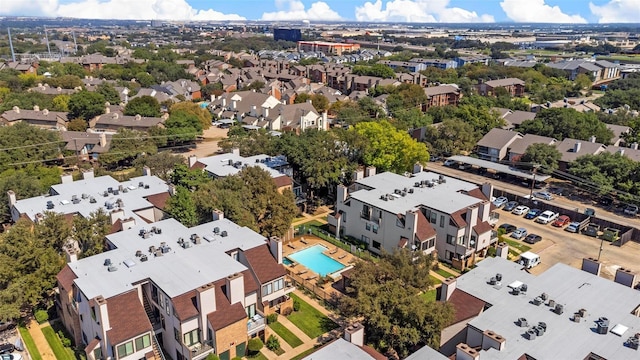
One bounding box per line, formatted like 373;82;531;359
142;291;159;328
152;337;163;360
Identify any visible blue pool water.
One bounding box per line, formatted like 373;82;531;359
287;245;345;276
283;258;294;266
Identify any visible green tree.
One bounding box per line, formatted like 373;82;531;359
96;83;121;105
67;118;88;131
133;152;185;181
124;96;161;117
99;129;157;169
52;94;70;112
338;250;454;356
135;72;156;88
574;73;593;91
518;108;614;144
68;90;106;120
218;126;278;156
353;120;429;173
352;64;395;79
521;143;562;174
165;111;204;144
423;118;478;156
166;186;198;227
194;166;297;237
72;209;111;258
44;74;83;89
170;102;211;130
0;122;63;171
569;152;640;198
170;164;210;190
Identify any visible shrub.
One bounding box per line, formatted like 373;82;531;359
282;307;292;316
266;335;280;351
267;313;278;324
34;310;49;324
247;338;264;354
486;247;497;257
205;354;220;360
293;299;300;312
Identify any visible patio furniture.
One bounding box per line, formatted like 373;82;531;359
288;243;296;249
300;237;308;244
338;253;348;259
329;248;339;255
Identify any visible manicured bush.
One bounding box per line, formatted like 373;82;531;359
247;338;264;354
35;309;49;324
267;313;278;324
486;246;497;257
266;335;280;351
293;299;300;312
58;330;71;347
205;354;220;360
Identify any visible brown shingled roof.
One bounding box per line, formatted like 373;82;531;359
360;345;388;360
449;209;467;228
145;191;171;210
173;290;199;321
207;280;247;331
473;221;493;235
190;161;206;170
57;265;77;292
242;269;259;294
448;289;485;324
464;188;488;202
415;211;436;241
243;245;286;284
106;290;152;345
272;175;293;188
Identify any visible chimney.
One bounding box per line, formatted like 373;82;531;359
581;257;601;276
82;169;94;180
121;217;136;230
336;184;348;205
134;114;142;121
232;99;237;110
574;142;582;153
482;330;506;352
60;173;73;184
365;166;376;177
7;190;16;208
95;296;110;331
412;163;423;174
232;148;240;156
99;133;106;148
496;242;509;259
109;209;125;224
33;105;40;112
589;135;597;143
268;236;283;264
188;155;198;168
456;343;480;360
481;182;494;200
142;166;151;176
632;142;639;150
12;106;19;113
344;323;364;347
465;205;479;244
222;98;227;107
322;111;328;130
225;273;245;305
618;148;625;156
352;168;365;181
614;268;636;288
168;184;176;196
439;276;457;301
105;106;110;114
65;248;78;263
197;283;217;331
479;200;491;222
212;209;224;221
251;105;257;117
263;106;269;118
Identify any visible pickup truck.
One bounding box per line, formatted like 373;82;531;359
535;210;559;224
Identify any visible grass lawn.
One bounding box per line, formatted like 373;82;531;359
501;238;531;254
19;326;43;360
420;289;437;302
288;294;338;338
268;322;303;348
290;347;318;360
41;326;74;360
248;352;268;360
435;268;456;279
300;219;324;228
429;275;442;285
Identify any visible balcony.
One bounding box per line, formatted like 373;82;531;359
360;211;371;221
188;340;214;360
247;314;266;336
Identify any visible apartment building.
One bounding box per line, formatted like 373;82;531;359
297;41;360;55
422;85;462;110
0;105;68;130
377;60;427;72
410;58;458;69
328;170;497;266
476;78;525;97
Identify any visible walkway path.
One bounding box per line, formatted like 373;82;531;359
291;208;331;227
25;320;56;360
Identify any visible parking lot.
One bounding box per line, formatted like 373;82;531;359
495;206;640;279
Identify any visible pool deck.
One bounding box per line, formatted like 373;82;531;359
283;235;357;282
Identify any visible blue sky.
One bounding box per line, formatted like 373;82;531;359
2;0;639;23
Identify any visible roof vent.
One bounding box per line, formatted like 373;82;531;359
104;259;111;266
578;308;587;317
182;241;191;249
541;293;549;301
627;336;639;350
149;245;156;254
532;297;543;306
597;317;609;334
221;231;228;237
89;197;97;204
548;299;556;307
525;329;537;340
214;227;220;234
107;265;118;272
140;255;148;262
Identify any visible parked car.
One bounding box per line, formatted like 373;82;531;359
443;159;457;167
583;223;601;237
565;222;581;233
552;215;571;227
512;205;530;216
584;208;596;217
0;344;14;355
0;354;22;360
524;233;542;244
492;196;509;208
524;208;542;220
0;322;15;332
430;156;441;162
503;201;519;212
533;191;553;201
623;204;639;216
536;210;559;224
511;227;528;239
498;223;517;233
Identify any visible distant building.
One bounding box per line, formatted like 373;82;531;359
297;41;360;56
273;28;302;42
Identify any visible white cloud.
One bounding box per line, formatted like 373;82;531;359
261;0;342;21
0;0;245;21
354;0;494;23
590;0;640;23
500;0;587;23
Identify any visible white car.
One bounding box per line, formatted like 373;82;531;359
1;354;23;360
536;210;559;224
565;222;581;233
492;196;509;207
512;205;530;216
533;191;553;201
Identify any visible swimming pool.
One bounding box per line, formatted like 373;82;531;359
287;245;345;277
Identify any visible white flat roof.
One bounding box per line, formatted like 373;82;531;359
351;171;483;215
71;218;267;299
301;338;376;360
196;153;282;178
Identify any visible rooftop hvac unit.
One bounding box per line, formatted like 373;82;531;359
81;193;88;199
155;249;163;257
548;299;556;307
414;182;420;187
489;277;496;285
512;288;521;295
380;195;388;201
496;273;502;281
177;238;184;245
104;258;112;266
517;318;528;327
408;189;414;194
89;197;97;204
113;190;119;195
520;284;528;293
532;297;543;306
107;265;118;272
182;242;191;249
140;255;148;262
161;245;171;254
135;250;142;257
71;195;78;201
144;184;150;189
103;191;108;197
597;317;609;334
578;308;588;317
525;329;537;340
573;314;582;323
214;227;220;234
149;246;156;253
541;293;549;301
554;304;564;315
107;187;113;193
139;182;144;187
46;201;55;209
534;325;545;336
221;231;228;237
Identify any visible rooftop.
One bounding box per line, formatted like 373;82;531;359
301;338;381;360
195;153;287;178
455;257;640;360
351;171;483;215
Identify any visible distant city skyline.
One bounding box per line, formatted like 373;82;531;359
1;0;638;24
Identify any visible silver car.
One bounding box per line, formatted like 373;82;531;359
511;227;528;239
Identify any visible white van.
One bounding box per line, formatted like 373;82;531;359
519;251;541;269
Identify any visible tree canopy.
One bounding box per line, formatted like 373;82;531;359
518;108;614;144
99;129;157;168
124;95;161;117
569;152;640;200
521;143;562;174
338;250;454;357
68;90;105;120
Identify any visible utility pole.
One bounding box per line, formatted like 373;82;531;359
529;164;540;199
44;25;52;58
8;28;16;62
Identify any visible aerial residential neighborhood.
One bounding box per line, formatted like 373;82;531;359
0;2;639;360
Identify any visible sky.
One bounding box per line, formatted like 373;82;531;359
1;0;639;23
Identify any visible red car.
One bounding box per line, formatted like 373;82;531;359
552;215;571;227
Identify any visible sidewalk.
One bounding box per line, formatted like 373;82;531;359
26;320;56;360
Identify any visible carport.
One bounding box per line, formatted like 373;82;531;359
446;155;551;182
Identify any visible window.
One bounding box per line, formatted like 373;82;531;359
174;328;180;342
262;283;273;296
183;329;199;346
365;223;371;231
428;238;435;249
135;334;151;351
372;224;378;234
91;306;96;321
458;236;465;246
430;212;437;224
372;241;381;250
246;304;256;318
396;216;405;228
273;278;284;292
165;297;171;316
440;215;445;228
446;235;455;245
116;341;134;358
361;235;370;244
93;348;102;360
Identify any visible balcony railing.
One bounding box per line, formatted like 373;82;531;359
188;340;214;360
247;314;266;335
